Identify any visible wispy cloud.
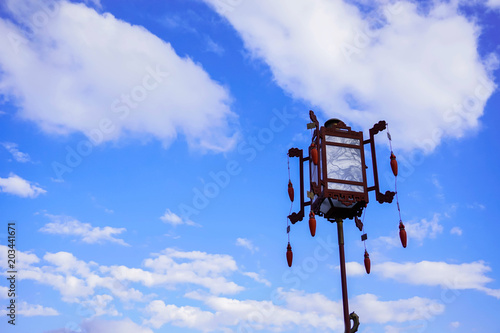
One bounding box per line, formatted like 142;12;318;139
374;260;500;299
0;173;46;198
1;142;32;162
205;36;224;55
375;213;443;247
466;202;486;210
486;0;500;10
235;238;258;253
0;301;59;317
242;271;271;287
160;209;200;227
39;214;128;246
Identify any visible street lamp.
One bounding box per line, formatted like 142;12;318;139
286;110;405;333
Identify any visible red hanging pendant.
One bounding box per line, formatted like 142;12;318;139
399;221;407;248
310;143;318;165
309;211;316;237
390;152;398;177
364;250;371;274
288;180;294;202
286;242;293;267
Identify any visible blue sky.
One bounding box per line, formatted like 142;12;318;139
0;0;499;332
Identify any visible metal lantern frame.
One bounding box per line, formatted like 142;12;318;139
289;110;395;224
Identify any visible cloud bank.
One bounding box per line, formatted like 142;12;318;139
203;0;496;152
0;0;238;152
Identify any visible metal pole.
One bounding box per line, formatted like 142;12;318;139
336;218;350;333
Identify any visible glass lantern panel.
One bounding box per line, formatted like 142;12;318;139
328;181;364;193
326;145;364;193
311;155;318;185
325;136;360;145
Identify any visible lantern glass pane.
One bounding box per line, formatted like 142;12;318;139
325;136;360;145
326;145;364;193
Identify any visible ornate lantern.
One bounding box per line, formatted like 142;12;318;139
289;111;395;224
286;110;399;333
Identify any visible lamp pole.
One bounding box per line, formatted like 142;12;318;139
336;218;351;333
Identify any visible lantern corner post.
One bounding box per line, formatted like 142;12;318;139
364;121;395;204
287;147;311;224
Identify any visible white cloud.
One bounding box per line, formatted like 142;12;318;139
405;213;443;244
18;302;59;316
145;288;444;331
0;286;8;299
466;202;486;210
486;0;500;9
81;295;121;317
242;272;271;287
54;318;154;333
0;0;238;153
82;0;102;9
144;300;217;330
1;245;247;306
205;36;225;55
450;321;461;329
450;226;463;236
235;237;258;253
39;214;129;246
0;301;59;317
375;213;443;247
1;244;457;331
202;0;495;152
351;294;444;323
334;261;366;276
0;245;145;303
374;260;500;298
102;248;244;295
1;142;32;162
160;209;199;227
0;173;46;198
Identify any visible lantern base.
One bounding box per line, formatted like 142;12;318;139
312;195;366;220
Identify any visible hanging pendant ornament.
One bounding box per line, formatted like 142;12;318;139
364;250;371;274
288;180;294;202
286;242;293;267
308;211;316;237
310;142;318;165
390;152;398;177
399;221;407;248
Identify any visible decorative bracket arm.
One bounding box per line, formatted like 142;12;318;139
364;121;395;204
288;148;306;224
